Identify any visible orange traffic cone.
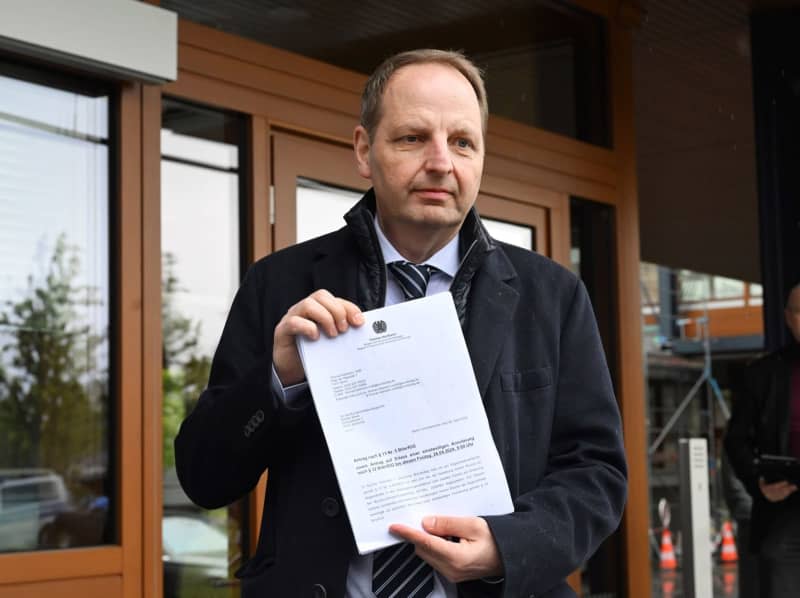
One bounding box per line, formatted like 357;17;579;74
660;527;677;570
719;520;738;563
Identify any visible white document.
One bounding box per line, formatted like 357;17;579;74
297;292;514;554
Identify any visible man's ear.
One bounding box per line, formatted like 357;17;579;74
353;125;372;180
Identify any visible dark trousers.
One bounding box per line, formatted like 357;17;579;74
735;520;760;598
759;508;800;598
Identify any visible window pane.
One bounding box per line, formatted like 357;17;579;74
0;66;112;552
712;276;744;300
640;262;661;309
476;4;609;146
296;177;362;243
161;98;246;598
679;271;711;303
482;218;533;250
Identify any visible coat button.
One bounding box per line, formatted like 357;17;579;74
321;497;340;517
311;583;327;597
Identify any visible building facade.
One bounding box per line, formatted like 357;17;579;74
0;1;656;596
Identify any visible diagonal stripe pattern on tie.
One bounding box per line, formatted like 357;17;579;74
387;261;438;301
373;260;437;598
372;542;434;598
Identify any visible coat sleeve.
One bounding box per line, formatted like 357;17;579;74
724;364;761;498
174;264;311;509
720;449;753;520
476;279;628;598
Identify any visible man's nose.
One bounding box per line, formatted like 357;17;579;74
424;137;453;174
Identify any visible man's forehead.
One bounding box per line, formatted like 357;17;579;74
380;64;481;122
385;62;476;100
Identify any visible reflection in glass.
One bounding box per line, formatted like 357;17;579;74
161;98;245;597
482;218;533;251
0;65;112;552
297;178;362;243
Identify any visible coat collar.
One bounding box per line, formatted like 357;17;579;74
310;227;361;305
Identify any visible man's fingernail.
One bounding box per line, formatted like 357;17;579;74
423;516;436;528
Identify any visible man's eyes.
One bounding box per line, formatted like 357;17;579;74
396;134;475;149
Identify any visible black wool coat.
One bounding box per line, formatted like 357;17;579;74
175;193;628;598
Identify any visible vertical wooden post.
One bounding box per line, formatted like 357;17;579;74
141;82;163;598
119;80;145;598
610;2;652;596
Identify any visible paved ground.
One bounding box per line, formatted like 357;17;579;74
651;563;740;598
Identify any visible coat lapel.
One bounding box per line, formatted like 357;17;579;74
311;231;360;305
465;249;520;397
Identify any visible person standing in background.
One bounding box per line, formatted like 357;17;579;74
726;282;800;598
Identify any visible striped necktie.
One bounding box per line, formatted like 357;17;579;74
372;542;434;598
387;261;438;301
372;260;437;597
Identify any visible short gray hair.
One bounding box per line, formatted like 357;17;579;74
360;49;488;140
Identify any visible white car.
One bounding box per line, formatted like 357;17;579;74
0;470;70;551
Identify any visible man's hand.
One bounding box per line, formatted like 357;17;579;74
389;516;503;583
273;289;364;386
759;477;798;502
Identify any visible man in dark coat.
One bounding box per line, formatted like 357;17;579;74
726;283;800;597
175;49;627;598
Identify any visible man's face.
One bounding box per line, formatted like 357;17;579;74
786;287;800;343
354;63;484;243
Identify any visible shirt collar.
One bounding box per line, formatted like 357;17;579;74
373;215;459;279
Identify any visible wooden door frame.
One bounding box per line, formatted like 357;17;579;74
272;132;370;250
609;5;650;597
477;195;550;256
